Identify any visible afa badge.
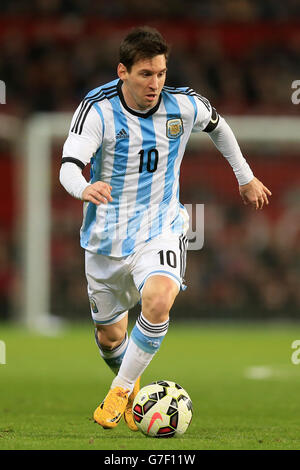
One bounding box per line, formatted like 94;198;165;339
89;297;99;314
166;118;184;139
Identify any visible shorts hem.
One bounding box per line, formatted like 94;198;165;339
138;270;182;294
92;310;128;326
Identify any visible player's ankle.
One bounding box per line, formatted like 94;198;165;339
111;376;135;394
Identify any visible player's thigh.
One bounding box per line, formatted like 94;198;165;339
131;234;187;321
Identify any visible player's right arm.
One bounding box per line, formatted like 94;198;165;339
59;101;112;205
81;181;113;205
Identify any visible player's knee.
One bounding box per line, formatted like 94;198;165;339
142;280;178;323
146;297;170;323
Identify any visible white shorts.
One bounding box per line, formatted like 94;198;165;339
85;234;188;325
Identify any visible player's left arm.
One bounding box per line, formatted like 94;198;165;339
205;115;272;210
238;177;271;210
191;94;272;210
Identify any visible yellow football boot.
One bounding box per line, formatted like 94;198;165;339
93;386;130;429
123;377;140;432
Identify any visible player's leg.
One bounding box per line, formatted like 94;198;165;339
112;235;186;395
93;315;141;431
111;274;179;392
95;274;179;429
141;274;179;324
94;315;129;375
85;250;141;430
94;235;187;430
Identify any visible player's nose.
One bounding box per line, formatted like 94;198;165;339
149;75;159;90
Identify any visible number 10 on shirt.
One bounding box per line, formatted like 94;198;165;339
139;149;159;173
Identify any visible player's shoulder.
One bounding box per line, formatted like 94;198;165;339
162;85;191;96
84;79;119;103
71;79;119;134
162;85;211;111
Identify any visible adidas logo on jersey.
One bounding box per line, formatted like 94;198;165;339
116;128;129;139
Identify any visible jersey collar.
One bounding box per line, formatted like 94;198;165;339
117;79;161;118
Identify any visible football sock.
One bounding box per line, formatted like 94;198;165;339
94;329;128;375
111;312;169;393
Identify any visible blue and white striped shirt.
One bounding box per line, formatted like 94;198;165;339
62;79;217;257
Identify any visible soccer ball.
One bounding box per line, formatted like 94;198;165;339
132;380;193;438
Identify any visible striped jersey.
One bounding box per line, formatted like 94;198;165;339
62;78;219;257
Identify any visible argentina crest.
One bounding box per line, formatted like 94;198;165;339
166;117;184;139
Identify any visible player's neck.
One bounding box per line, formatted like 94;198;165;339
128;105;151;114
121;83;157;113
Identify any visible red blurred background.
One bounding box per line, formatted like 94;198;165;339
0;1;299;322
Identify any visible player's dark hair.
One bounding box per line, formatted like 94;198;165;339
119;26;169;71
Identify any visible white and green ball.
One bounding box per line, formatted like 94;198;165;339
132;380;193;438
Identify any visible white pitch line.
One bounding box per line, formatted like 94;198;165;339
244;365;300;380
244;366;273;380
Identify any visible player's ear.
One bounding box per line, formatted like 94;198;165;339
117;63;128;80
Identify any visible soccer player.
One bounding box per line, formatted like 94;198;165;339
60;26;271;430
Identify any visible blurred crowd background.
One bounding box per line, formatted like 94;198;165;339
0;0;299;323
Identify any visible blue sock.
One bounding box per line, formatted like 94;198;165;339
111;313;170;392
131;312;169;354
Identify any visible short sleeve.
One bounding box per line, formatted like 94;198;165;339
62;102;103;167
191;92;220;133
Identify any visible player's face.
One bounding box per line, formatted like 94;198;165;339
118;55;167;110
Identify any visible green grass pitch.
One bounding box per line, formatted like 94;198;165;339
0;321;300;450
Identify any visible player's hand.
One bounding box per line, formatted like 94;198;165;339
239;177;272;210
82;181;113;205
